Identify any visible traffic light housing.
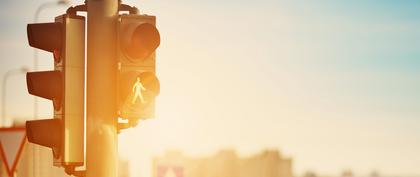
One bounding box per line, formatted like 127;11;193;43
25;14;85;167
117;14;160;128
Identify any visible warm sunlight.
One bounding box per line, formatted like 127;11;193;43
0;0;419;177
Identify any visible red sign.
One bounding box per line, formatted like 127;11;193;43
0;127;26;177
157;165;184;177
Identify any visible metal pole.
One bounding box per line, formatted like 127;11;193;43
86;0;118;176
1;67;28;127
1;67;27;177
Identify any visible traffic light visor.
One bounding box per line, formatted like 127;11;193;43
27;22;62;52
26;119;62;149
26;71;62;109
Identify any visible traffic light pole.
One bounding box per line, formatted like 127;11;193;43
86;0;118;176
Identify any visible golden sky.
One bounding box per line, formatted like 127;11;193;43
0;0;419;177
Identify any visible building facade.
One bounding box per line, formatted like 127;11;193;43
153;149;293;177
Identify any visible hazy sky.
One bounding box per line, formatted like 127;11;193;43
1;0;419;177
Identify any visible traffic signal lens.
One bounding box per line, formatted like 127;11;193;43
137;72;160;96
120;71;160;102
53;50;61;62
119;71;159;119
125;23;160;61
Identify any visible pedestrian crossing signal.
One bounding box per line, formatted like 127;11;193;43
119;71;160;125
117;14;160;129
131;77;147;104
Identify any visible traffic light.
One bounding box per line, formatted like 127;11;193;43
117;14;160;128
25;14;85;167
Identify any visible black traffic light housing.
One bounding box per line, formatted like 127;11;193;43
25;14;85;167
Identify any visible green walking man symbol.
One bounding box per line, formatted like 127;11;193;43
132;77;146;104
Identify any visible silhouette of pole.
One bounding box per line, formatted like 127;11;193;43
1;67;29;127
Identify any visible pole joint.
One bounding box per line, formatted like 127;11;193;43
119;4;139;14
66;4;87;16
65;166;86;177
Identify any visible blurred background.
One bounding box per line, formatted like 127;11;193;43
0;0;419;177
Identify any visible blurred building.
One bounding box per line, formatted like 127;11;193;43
369;171;380;177
119;158;130;177
303;171;318;177
152;149;293;177
341;170;354;177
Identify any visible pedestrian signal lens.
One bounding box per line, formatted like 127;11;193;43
120;71;159;119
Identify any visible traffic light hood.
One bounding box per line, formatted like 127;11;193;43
26;71;63;109
27;22;62;53
26;119;62;151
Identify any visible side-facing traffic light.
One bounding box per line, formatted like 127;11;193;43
117;14;160;128
25;14;85;167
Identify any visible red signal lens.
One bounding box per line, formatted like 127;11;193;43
53;50;61;62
